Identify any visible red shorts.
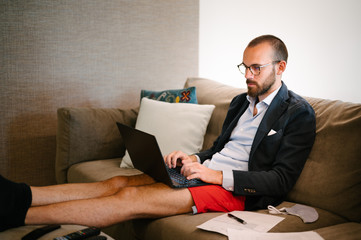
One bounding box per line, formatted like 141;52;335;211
188;185;245;214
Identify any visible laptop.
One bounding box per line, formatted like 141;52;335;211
116;122;210;188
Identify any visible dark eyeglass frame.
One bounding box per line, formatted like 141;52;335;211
237;61;281;76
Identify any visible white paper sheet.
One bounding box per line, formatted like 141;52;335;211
228;228;324;240
197;211;284;236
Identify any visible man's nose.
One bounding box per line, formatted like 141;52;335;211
245;68;254;79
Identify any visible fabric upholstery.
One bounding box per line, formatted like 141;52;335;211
56;107;138;183
68;159;142;183
315;223;361;240
133;213;228;240
184;78;247;151
58;77;361;239
132;201;347;240
287;97;361;222
120;98;215;168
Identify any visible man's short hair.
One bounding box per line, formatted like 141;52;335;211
247;35;288;63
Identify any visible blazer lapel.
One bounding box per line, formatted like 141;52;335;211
220;96;249;146
249;83;290;161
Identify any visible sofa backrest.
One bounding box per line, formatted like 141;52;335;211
185;78;246;150
186;77;361;222
56;107;138;183
287;97;361;222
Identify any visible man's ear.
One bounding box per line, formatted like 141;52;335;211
277;61;287;75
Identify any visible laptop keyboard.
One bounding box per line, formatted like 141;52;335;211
166;166;205;186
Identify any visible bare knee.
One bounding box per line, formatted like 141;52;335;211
108;174;155;187
100;176;129;195
111;186;140;216
114;186;138;201
100;174;155;199
112;184;193;219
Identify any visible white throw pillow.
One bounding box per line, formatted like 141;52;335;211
120;98;215;168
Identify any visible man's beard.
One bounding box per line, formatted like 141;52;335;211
247;68;276;98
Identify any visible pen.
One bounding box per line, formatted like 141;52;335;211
227;213;247;224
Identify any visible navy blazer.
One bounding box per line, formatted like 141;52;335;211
197;82;316;210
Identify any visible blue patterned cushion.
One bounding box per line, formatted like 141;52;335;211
140;87;197;104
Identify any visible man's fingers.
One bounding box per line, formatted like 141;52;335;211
164;152;175;168
164;151;187;168
181;162;198;176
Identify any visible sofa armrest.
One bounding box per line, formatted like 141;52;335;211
56;107;138;183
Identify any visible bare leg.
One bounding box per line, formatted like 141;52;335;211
31;174;155;206
25;183;194;228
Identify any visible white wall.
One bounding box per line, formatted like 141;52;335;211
199;0;361;103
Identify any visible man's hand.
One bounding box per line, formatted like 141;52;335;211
164;150;197;168
164;151;223;185
181;161;223;185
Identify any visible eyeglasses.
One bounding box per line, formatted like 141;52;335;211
237;61;280;76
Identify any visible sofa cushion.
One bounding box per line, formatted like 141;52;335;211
132;201;347;240
315;222;361;240
184;78;246;151
287;97;361;222
56;107;138;183
68;158;142;183
133;212;228;240
120;98;215;168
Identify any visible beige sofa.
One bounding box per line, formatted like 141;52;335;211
55;78;361;240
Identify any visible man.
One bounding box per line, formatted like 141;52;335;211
1;35;316;231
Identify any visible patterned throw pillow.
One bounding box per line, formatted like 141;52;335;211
140;87;197;104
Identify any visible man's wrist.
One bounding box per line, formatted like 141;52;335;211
218;170;223;185
192;154;200;163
